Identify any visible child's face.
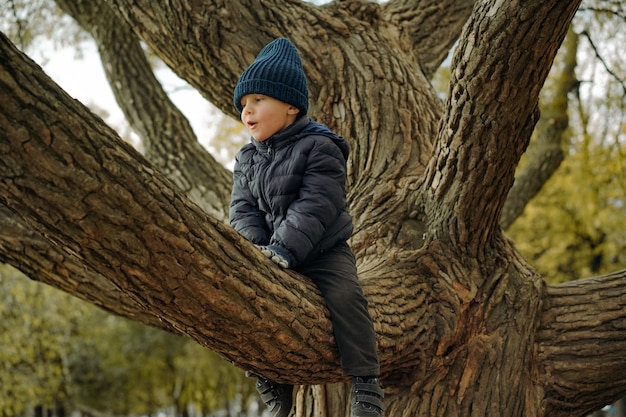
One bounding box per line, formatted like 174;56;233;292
240;94;300;142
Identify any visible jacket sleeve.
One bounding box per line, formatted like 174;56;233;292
229;150;270;245
271;137;348;264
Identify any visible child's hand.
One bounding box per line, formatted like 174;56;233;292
257;245;291;269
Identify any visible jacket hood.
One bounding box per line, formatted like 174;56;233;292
299;119;350;160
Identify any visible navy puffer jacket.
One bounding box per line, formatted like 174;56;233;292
229;116;353;266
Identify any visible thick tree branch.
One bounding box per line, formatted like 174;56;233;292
537;270;626;417
0;203;169;329
422;0;581;257
383;0;475;79
501;28;578;230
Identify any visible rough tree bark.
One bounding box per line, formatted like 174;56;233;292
1;1;626;417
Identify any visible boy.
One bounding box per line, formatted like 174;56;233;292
230;38;384;417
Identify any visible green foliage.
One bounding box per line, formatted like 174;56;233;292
509;139;626;283
0;265;255;416
0;264;83;415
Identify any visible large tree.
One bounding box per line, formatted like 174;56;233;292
1;1;625;417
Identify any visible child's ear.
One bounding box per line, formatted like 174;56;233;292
288;105;300;115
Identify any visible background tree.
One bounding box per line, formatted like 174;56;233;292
2;1;626;417
0;264;74;415
0;264;256;416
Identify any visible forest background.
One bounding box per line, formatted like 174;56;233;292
1;0;625;416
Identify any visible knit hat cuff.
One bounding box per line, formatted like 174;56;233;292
234;79;308;114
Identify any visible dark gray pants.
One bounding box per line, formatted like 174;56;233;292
295;242;380;377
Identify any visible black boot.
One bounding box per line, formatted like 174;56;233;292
351;377;385;417
255;376;295;417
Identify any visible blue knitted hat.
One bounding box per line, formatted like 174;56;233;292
233;38;309;114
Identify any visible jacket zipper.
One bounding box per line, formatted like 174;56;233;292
261;142;273;215
267;142;274;160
